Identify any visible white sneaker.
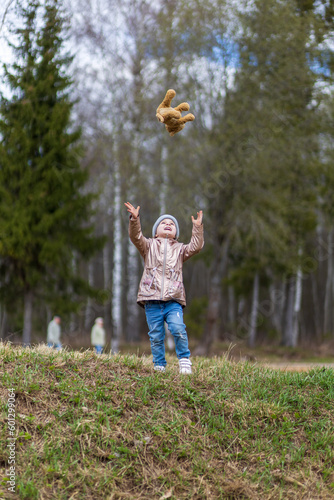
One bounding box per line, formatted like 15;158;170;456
179;358;192;374
154;365;166;372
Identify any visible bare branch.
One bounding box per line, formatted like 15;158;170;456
0;0;16;35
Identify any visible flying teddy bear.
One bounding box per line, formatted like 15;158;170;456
156;89;195;137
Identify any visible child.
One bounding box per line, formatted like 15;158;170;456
47;315;62;350
91;317;106;354
125;202;204;374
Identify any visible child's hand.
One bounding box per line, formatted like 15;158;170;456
124;202;140;219
192;210;203;226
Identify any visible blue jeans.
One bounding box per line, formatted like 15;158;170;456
94;345;103;354
48;342;62;350
144;300;190;367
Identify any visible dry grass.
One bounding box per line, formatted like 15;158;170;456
0;342;334;499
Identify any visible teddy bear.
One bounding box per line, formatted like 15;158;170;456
156;89;195;137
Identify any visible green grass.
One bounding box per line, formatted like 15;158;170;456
0;342;334;499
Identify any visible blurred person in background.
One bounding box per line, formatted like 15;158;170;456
91;317;106;354
47;315;62;350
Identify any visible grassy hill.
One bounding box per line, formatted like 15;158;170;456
0;343;333;499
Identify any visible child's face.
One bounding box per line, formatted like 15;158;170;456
156;218;177;239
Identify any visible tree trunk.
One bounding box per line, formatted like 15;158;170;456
194;240;229;356
69;254;77;336
125;129;141;343
311;272;321;342
282;277;295;346
193;274;221;356
248;272;259;348
323;228;333;334
0;305;7;340
227;285;236;327
111;166;122;353
311;222;324;342
269;282;285;334
291;265;303;347
84;260;94;331
22;290;33;346
126;239;140;342
103;219;111;332
282;273;303;347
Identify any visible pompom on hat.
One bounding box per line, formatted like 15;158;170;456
152;214;179;238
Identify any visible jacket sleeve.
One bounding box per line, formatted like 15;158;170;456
182;223;204;262
129;216;150;259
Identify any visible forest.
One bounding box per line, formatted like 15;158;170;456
0;0;334;354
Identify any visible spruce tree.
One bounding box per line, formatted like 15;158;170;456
0;0;105;345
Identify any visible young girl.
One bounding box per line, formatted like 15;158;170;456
125;202;204;374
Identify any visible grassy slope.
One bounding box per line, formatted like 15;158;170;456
0;343;333;500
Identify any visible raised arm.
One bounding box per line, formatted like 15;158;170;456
192;210;203;226
124;202;140;219
124;202;149;258
183;211;204;261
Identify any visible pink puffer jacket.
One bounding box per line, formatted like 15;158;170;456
129;216;204;307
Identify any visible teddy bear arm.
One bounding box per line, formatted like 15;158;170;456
178;113;195;124
174;102;190;113
165;114;194;136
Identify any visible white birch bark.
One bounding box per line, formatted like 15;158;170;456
238;297;246;315
111;166;122;353
103;218;111;330
291;264;303;347
283;278;295;346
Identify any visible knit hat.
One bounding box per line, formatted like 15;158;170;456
152;214;179;238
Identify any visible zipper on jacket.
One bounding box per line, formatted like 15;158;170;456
160;237;167;300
